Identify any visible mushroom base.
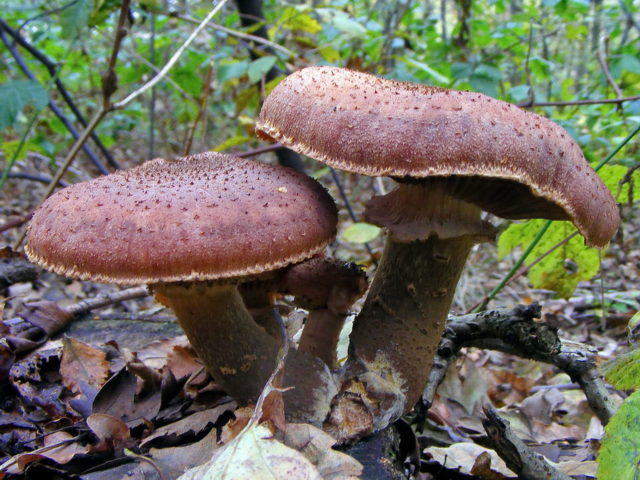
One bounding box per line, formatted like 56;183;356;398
155;283;339;425
155;283;279;404
325;234;475;439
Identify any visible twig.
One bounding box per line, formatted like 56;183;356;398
113;0;230;109
518;94;640;108
182;63;214;156
597;36;624;104
65;286;149;316
6;172;68;187
420;304;615;425
234;142;283;157
472;221;551;312
170;13;295;58
0;214;33;234
467;230;578;313
483;406;572;480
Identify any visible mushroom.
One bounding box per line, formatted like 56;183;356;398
256;66;620;439
239;256;368;368
282;256;368;368
25;151;339;418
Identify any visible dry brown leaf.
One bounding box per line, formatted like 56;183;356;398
167;343;207;383
141;403;235;449
87;413;131;452
425;443;516;479
136;335;189;370
19;301;73;335
150;428;220;478
60;337;109;395
1;432;89;474
219;406;253;445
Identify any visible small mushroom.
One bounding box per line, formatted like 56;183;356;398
282;256;368;368
239;256;368;368
256;66;620;439
25;152;339;419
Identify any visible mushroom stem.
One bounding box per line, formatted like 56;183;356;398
298;309;347;368
154;282;339;424
325;184;495;439
154;283;279;404
345;234;475;411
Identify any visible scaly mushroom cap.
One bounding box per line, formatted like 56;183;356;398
256;66;619;248
26;152;338;284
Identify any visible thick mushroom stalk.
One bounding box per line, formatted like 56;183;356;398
324;183;495;439
154;283;280;403
155;282;337;422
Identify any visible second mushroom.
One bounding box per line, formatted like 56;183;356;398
256;66;620;441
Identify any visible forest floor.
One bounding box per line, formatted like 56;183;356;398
0;154;638;479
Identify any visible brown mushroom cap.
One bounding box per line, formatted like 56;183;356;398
256;66;619;248
26;152;337;284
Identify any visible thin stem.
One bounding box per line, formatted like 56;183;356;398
473;221;551;313
329;167;378;267
518;94;640;108
113;0;230;109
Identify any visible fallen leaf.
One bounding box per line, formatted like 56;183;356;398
87;413;131;452
18;301;73;336
60;337;109;395
141;402;235;449
150;428;220;478
425;442;516;479
1;431;89;474
167;342;207;382
178;422;322;480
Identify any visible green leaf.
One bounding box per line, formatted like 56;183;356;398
508;85;531;102
60;0;93;38
281;7;321;34
597;164;640;202
0;80;48;131
597;390;640;480
402;58;451;84
498;219;600;298
212;136;251;152
318;46;341;63
342;223;381;244
217;61;249;83
601;348;640;390
247;56;277;84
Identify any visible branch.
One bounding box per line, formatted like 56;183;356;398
483;406;572;480
113;0;230;109
420;304;615;425
170;13;295;58
518;94;640;108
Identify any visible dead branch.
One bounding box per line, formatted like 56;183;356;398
483;406;572;480
421;304;615;425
